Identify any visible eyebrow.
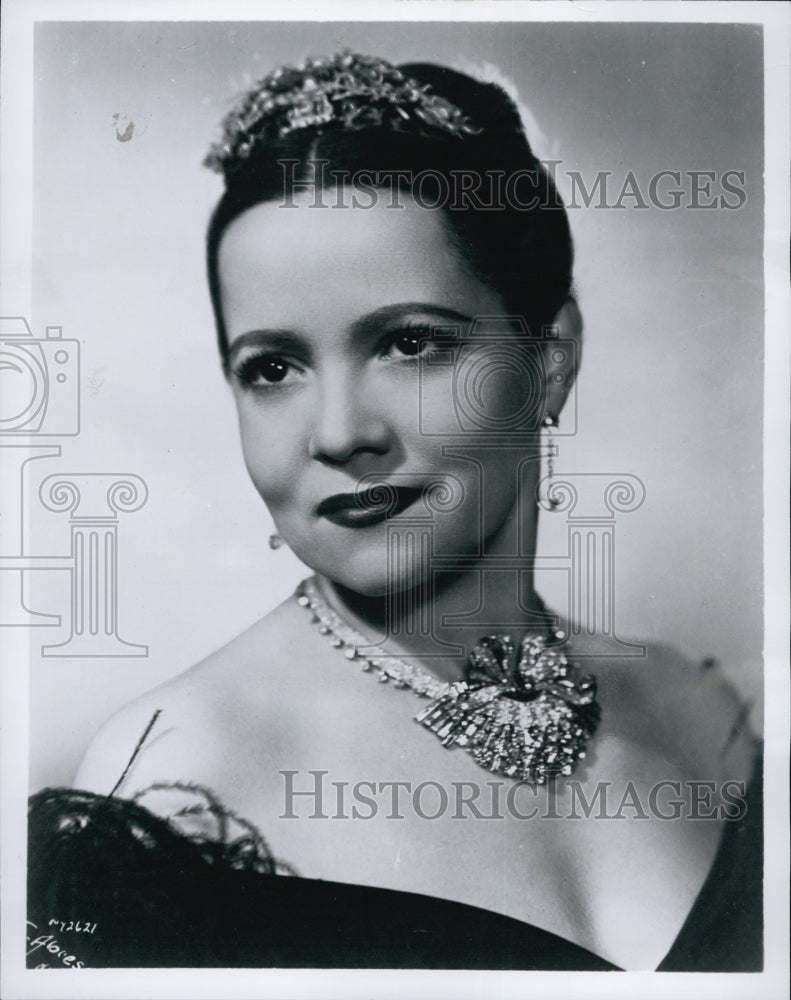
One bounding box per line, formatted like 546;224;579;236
227;330;302;368
350;302;472;337
226;302;472;366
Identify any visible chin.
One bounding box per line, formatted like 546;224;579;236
286;511;492;599
324;563;430;600
301;544;434;600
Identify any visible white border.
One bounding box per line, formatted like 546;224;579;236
2;2;788;999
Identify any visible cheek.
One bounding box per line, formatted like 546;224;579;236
405;371;459;440
235;401;304;502
488;368;541;421
457;358;543;431
414;351;542;440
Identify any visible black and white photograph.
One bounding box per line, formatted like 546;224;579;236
1;2;788;998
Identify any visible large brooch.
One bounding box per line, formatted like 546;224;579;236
415;634;600;783
297;578;600;785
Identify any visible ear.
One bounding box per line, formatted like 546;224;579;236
541;297;582;423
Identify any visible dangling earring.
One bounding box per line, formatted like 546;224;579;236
269;534;284;550
542;414;561;510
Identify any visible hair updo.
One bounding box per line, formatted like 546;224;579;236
205;54;574;369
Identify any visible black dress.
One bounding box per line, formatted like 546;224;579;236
26;759;762;971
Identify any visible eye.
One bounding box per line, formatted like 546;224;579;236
383;323;456;360
232;353;299;388
391;330;429;357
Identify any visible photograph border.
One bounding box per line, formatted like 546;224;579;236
2;2;789;998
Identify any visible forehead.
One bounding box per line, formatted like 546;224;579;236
216;190;502;340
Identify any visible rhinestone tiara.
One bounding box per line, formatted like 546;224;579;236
204;51;483;176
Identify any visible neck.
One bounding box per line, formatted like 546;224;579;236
317;502;553;684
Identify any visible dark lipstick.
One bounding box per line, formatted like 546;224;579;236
316;485;423;528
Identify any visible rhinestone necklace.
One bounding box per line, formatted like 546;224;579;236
296;577;600;784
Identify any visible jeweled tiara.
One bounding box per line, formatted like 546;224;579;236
204;51;483;176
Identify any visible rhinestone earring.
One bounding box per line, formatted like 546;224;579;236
269;534;284;550
542;414;561;510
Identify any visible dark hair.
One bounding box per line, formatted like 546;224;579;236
206;61;574;370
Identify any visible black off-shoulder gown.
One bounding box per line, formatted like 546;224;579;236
26;760;762;971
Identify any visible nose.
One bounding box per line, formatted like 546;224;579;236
308;368;392;465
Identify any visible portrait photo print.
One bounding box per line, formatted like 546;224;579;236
1;4;789;1000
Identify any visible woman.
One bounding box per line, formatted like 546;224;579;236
28;52;760;972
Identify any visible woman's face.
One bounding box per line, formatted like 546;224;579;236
218;190;543;596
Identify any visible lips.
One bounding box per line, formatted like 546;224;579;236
316;485;424;528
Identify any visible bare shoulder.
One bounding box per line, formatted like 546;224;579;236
74;591;308;797
600;637;758;784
